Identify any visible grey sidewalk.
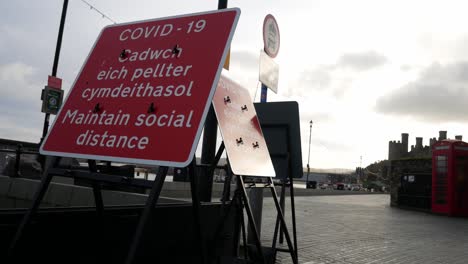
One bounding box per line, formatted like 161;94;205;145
260;194;468;264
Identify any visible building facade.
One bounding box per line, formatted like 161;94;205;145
388;131;464;210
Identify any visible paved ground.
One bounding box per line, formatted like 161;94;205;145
3;182;468;263
259;194;468;264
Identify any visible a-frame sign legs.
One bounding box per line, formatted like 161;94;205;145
125;166;168;264
88;159;104;215
271;177;299;262
124;160;207;264
238;176;267;264
188;157;207;264
7;156;60;258
288;176;299;259
209;140;298;263
213;176;266;263
268;177;298;264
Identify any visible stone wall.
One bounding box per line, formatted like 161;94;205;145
389;158;431;207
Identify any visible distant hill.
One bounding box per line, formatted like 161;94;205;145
307;168;354;174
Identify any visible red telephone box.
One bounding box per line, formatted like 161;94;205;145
432;140;468;216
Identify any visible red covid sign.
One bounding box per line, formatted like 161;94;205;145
40;8;240;167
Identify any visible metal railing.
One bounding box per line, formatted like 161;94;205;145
0;144;39;178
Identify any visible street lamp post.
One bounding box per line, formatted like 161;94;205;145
306;120;313;188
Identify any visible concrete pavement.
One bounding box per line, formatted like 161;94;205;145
260;194;468;264
3;174;466;264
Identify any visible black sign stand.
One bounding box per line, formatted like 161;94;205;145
271;173;298;260
210;143;298;264
87;159;104;215
8;156;206;264
267;124;298;259
8;152;295;263
254;101;304;261
124;165;169;264
8;156;60;258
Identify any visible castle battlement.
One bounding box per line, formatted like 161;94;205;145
388;131;462;160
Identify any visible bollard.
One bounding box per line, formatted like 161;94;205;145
14;144;23;177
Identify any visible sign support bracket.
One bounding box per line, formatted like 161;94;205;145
267;176;298;264
9;155;208;263
88;159;104;215
124;165;168;264
8;156;61;258
272;172;298;260
188;156;207;263
8;157;108;257
125;157;206;264
238;175;266;263
268;124;298;260
209;142;298;263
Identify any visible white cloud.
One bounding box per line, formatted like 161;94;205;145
3;0;468;169
227;50;260;97
376;61;468;122
287;51;388;100
0;62;35;81
336;51;388;72
0;62;43;142
0;62;38;100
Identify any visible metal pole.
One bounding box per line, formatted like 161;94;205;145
40;0;68;145
14;144;23;178
189;157;206;263
125;166;168;264
218;0;228;9
260;84;268;102
88;160;104;216
199;106;217;202
198;0;228;202
306;120;312;187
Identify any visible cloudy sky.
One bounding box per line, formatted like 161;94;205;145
2;0;468;170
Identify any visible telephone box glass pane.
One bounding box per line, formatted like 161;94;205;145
435;155;448;204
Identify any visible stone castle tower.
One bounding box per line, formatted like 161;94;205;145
388;131;463;160
388;133;408;160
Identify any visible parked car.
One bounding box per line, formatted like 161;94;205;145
306;180;317;189
319;183;328;190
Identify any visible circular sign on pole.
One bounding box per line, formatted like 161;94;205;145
262;14;280;58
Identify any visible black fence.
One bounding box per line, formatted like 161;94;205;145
0;140;39;178
397;173;432;210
